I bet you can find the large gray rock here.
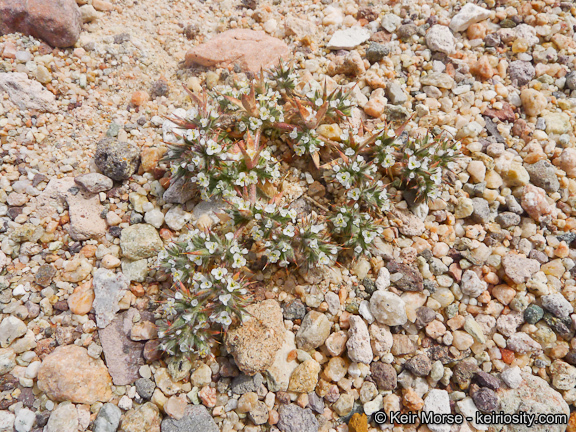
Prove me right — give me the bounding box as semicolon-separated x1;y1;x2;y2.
494;372;569;432
161;405;218;432
94;138;140;181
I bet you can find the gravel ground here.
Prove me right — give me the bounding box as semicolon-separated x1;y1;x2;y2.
2;0;576;431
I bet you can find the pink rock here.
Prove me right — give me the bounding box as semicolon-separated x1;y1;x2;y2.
1;41;16;59
185;29;290;73
521;184;556;222
0;0;82;48
556;148;576;178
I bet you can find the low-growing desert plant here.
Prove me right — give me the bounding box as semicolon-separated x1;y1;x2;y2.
156;61;461;359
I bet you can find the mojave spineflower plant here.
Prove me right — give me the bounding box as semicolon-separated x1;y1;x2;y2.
156;60;461;359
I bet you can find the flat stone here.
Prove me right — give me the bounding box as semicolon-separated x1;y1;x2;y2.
99;309;145;385
496;372;569;432
277;404;319;432
0;72;56;112
502;254;540;284
185;29;290;73
119;402;161;432
226;300;286;375
295;311;331;351
92;268;129;328
161;405;218;432
327;27;371;50
67;189;107;241
75;173;114;193
37;345;112;404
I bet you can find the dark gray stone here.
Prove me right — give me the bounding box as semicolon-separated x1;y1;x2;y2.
474;371;501;390
94;138;140;181
282;299;306;321
231;373;263;395
496;212;521;228
366;42;389;63
386;261;423;292
525;160;559;193
135;378;155;399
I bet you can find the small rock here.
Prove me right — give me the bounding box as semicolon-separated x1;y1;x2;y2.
288;359;320;393
449;3;491;32
370;291;407;326
46;402;78;432
405;354;432;377
371;362;397;390
277;405;319;432
135;378;155;399
93;403;122;432
185;29;289;73
460;270;487;298
425;25;455;54
500;366;522;389
120;224;163;260
296;311;331;351
557;148;576;178
75;173;113;193
226;300;286;375
327;27;371;50
365;42;388;63
506;332;542;354
542;294;573;319
346;316;373;364
509;61;535;87
0;72;56;112
520;88;547;117
119;402;161;432
385;82;407;105
0;316;27;347
502;254;540;284
423;389;451;432
94;138;140;181
37;345;112;404
472;387;498;412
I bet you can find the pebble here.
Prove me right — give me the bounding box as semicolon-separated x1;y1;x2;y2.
423;389;451;432
75;173;114;193
327;27;371;50
369;291;407;326
346;316;373;364
93;403;122;432
296;311;331;351
425;25;455;54
500;366;522;389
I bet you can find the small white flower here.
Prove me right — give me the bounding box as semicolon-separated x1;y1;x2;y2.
219;294;232;305
347;188;361;201
283;225;295;238
205;242;217;254
232;253;246;268
407;156;421;170
211;267;228;280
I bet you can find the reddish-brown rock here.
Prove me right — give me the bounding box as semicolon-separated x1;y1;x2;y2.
0;0;82;48
185;29;290;73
